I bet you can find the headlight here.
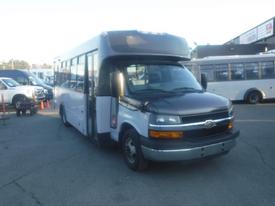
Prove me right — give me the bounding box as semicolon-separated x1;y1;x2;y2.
43;89;48;94
151;115;181;125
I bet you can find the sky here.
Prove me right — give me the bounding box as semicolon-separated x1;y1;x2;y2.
0;0;274;64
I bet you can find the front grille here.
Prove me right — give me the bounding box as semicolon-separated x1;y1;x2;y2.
181;110;229;124
181;110;231;141
184;124;229;139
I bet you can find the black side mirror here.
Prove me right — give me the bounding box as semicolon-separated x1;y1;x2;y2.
110;71;124;97
201;73;208;90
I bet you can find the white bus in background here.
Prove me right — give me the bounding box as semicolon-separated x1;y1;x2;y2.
184;54;275;103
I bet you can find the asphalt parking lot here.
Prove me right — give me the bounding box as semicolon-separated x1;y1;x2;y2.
0;104;275;206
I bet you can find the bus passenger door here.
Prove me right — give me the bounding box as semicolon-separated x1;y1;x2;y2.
87;52;98;137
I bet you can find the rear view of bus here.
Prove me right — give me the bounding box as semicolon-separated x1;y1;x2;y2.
54;30;239;171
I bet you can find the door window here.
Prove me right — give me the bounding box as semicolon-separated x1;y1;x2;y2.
0;81;7;90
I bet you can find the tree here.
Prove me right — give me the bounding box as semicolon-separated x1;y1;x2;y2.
0;59;30;69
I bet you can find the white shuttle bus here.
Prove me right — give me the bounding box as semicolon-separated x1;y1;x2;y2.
184;54;275;103
54;31;239;170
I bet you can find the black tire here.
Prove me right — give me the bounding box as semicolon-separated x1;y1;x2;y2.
60;106;71;127
12;95;25;109
247;91;262;104
22;109;26;116
122;128;148;171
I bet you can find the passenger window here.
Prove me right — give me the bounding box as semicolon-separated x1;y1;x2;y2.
87;52;99;96
0;81;6;90
200;65;215;82
76;55;85;92
231;63;244;80
245;63;259;80
58;61;71;87
261;61;275;79
54;62;60;86
215;64;229;81
70;58;77;89
93;53;99;88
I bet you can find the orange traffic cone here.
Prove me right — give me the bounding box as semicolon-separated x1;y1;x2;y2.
40;101;44;110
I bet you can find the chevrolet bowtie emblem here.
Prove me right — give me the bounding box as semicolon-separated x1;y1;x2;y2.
204;120;216;129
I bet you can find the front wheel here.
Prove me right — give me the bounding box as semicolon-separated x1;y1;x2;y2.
122;129;148;171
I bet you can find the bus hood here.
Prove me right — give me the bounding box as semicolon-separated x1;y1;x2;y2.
145;92;231;115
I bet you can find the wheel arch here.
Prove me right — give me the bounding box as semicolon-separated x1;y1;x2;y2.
12;94;27;105
118;122;138;146
244;88;265;101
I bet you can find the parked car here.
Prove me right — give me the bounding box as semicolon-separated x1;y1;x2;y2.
0;77;45;107
0;69;53;100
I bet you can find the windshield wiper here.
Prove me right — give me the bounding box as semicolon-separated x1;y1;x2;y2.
172;87;201;92
134;88;170;93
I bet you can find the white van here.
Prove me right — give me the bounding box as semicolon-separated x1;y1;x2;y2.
0;77;45;107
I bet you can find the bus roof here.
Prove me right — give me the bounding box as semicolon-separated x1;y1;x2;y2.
190;53;275;64
55;30;190;62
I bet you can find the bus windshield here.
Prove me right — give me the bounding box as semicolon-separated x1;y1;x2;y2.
124;64;202;94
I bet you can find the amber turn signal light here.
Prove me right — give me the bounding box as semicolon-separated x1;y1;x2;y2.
228;121;233;129
149;130;183;139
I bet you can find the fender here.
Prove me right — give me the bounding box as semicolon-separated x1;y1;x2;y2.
116;104;149;142
118;120;144;141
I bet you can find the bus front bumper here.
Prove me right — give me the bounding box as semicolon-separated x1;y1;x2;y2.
141;130;239;162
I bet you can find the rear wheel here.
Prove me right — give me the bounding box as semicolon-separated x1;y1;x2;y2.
247;91;262;104
122;128;148;171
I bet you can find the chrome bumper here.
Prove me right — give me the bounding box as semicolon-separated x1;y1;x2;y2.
141;139;236;161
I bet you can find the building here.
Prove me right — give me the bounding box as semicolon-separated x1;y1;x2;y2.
192;17;275;58
225;17;275;45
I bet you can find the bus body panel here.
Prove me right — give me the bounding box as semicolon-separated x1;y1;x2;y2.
55;87;87;135
96;96;111;134
68;90;87;135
